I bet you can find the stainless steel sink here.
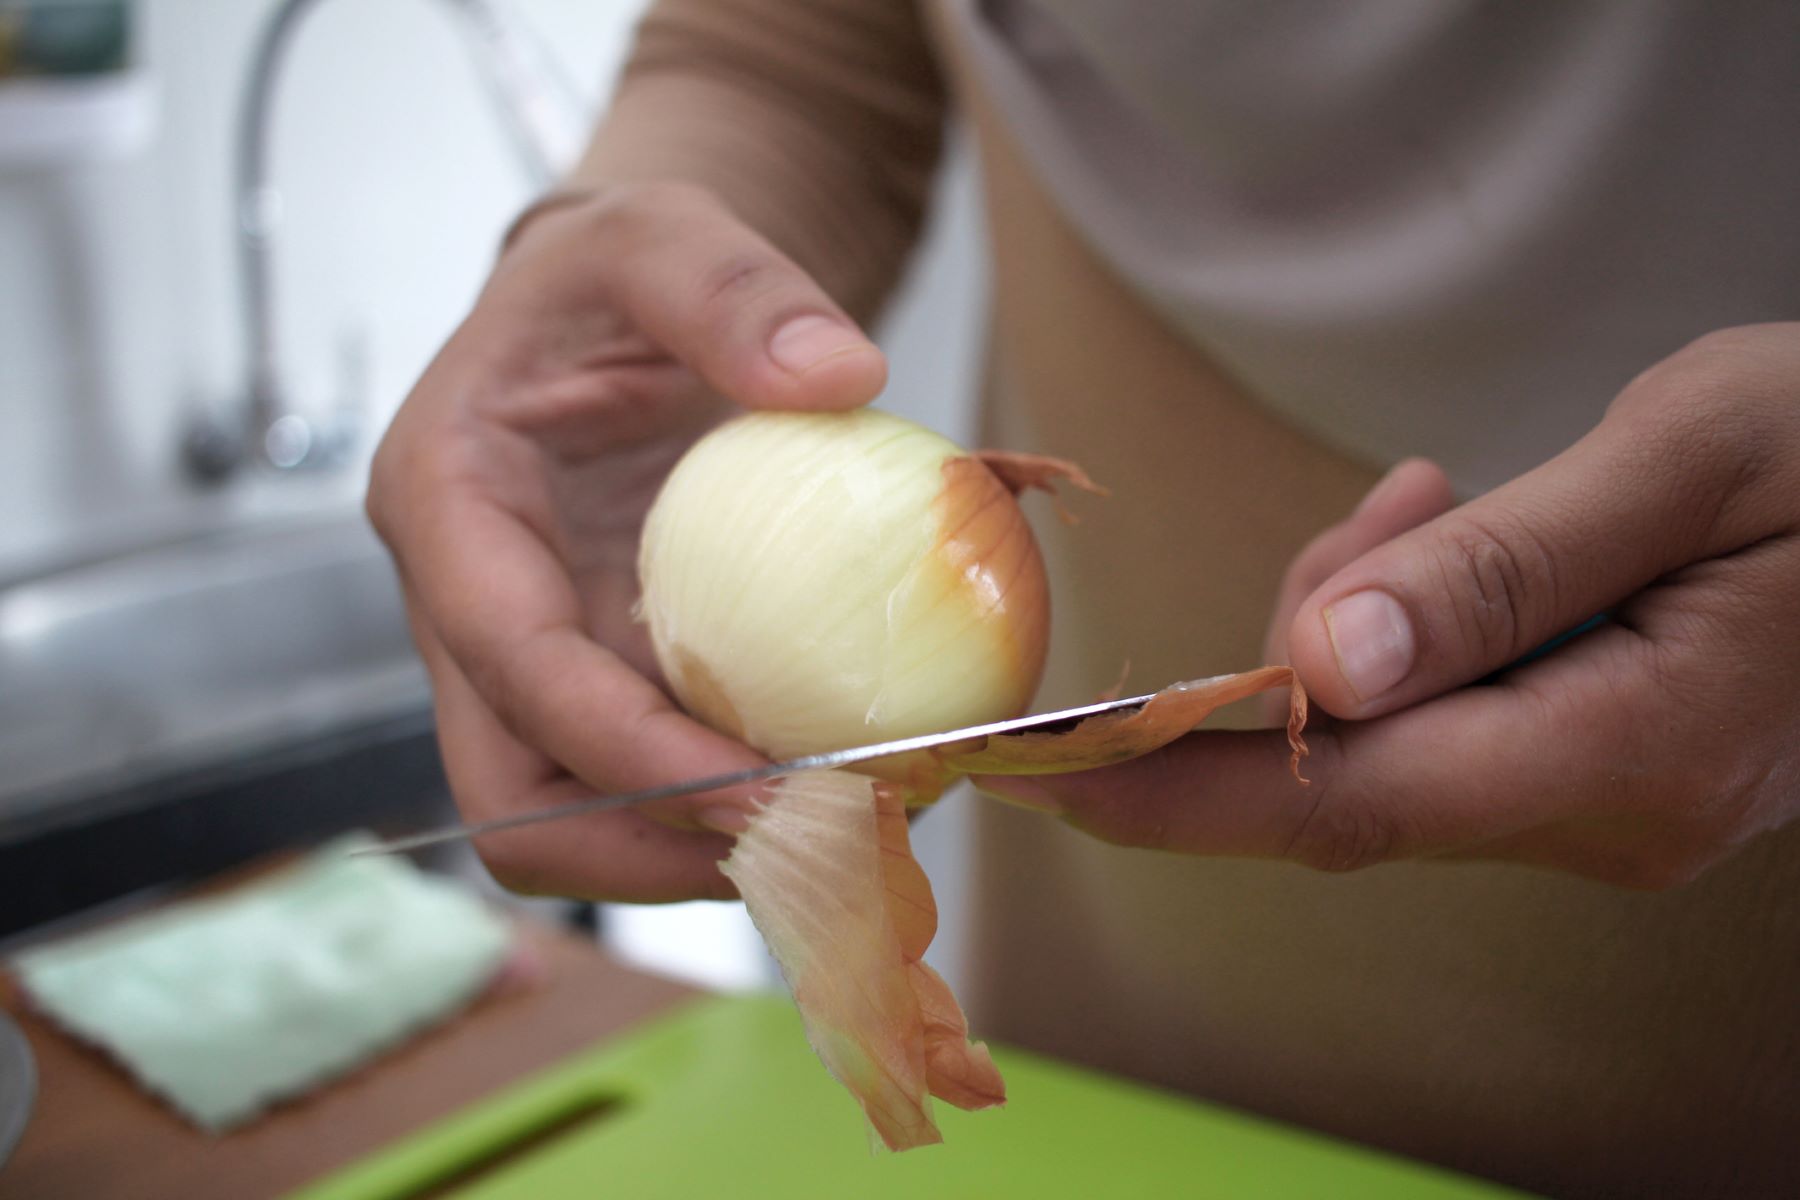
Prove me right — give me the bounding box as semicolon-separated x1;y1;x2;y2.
0;510;431;833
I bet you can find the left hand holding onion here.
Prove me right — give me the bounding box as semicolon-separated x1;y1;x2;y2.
367;183;889;902
977;324;1800;889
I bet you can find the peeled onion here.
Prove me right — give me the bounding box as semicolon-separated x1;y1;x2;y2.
638;408;1052;790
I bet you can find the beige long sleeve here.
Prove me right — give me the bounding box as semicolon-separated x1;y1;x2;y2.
574;0;948;324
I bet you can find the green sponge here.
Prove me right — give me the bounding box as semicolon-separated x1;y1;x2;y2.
10;837;509;1132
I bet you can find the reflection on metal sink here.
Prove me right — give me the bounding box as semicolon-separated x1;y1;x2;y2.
0;511;430;831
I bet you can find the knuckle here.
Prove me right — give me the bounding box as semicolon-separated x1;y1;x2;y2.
363;427;410;547
1284;745;1402;873
1615;327;1748;412
473;838;546;896
1671;325;1762;369
481;671;528;743
363;470;392;546
462;632;548;744
1432;513;1554;664
1647;382;1763;478
1289;799;1400;873
695;250;796;318
1611;328;1795;514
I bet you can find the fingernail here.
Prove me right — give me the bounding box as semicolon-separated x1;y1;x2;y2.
698;804;752;835
973;776;1062;815
768;315;866;375
1324;590;1415;701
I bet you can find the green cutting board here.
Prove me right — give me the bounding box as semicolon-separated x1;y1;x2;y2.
292;993;1526;1200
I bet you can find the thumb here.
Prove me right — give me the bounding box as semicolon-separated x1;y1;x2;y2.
532;183;887;412
1283;415;1721;719
1256;458;1453;725
1263;459;1456;666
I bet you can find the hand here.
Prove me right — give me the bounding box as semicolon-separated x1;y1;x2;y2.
368;183;885;901
977;324;1800;888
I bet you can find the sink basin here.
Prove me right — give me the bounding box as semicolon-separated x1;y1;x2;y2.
0;510;448;939
0;511;429;828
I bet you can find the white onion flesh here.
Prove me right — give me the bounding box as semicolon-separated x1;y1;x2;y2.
637;409;1049;787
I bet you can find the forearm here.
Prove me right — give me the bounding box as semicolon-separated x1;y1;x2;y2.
573;0;947;323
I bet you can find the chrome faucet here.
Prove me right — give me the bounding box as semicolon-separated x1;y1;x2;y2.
183;0;586;483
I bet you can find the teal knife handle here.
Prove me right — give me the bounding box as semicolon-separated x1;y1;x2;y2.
1476;613;1610;685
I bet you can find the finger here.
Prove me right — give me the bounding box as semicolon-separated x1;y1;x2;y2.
978;619;1656;871
1262;459;1456;666
1283;393;1779;719
1259;460;1454;724
538;184;887;413
415;616;741;902
399;489;770;834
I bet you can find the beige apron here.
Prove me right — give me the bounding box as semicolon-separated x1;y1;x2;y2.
934;11;1800;1197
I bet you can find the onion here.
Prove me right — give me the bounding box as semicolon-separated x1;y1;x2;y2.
637;408;1053;791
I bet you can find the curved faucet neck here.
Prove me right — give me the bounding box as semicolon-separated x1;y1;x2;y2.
197;0;584;482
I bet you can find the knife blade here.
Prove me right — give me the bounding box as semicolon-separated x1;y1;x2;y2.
355;691;1159;857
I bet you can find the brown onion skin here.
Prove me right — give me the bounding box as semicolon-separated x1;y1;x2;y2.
934;456;1051;717
854;456;1051;800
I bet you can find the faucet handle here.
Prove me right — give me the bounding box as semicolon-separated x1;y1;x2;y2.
281;325;371;470
180;326;373;483
180;400;248;486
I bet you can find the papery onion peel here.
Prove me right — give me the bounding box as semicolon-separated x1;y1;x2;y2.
720;771;1004;1151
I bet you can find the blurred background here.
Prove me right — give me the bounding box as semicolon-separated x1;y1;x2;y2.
0;0;986;991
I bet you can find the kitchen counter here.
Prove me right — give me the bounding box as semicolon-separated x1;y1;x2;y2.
0;914;693;1199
